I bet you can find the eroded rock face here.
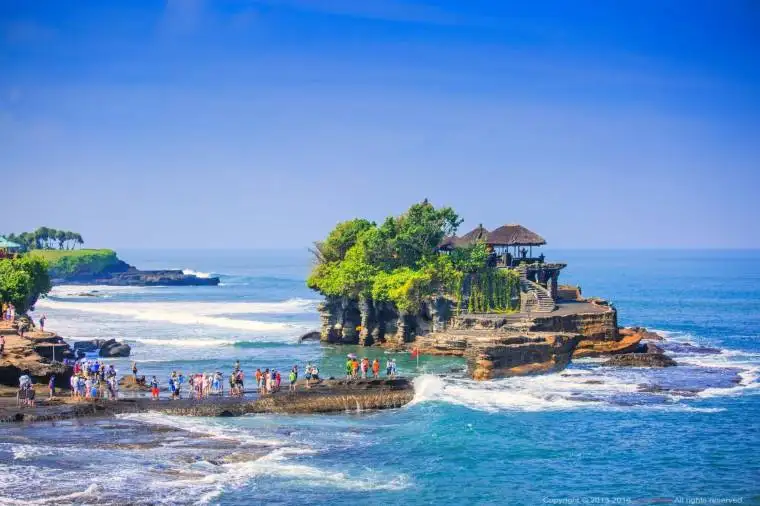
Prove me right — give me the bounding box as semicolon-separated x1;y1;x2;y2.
468;333;581;380
317;295;453;348
0;329;73;388
572;326;669;359
603;353;677;368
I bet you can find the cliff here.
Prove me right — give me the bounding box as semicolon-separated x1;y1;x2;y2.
30;249;220;286
0;322;73;389
317;292;635;380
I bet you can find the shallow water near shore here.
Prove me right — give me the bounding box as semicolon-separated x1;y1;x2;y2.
3;249;759;504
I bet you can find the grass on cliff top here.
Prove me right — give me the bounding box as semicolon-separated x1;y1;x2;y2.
28;249;117;262
27;249;120;276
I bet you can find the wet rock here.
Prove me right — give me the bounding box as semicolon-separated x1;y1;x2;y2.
636;342;664;354
661;342;721;355
73;339;131;357
637;384;701;397
603;353;677;368
119;375;150;391
298;331;321;343
99;339;131;357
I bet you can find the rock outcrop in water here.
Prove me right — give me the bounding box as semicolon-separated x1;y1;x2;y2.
73;339;131;357
603;353;677;368
57;266;219;286
46;249;219;286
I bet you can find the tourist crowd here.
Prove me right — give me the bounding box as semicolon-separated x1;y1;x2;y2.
345;357;397;379
70;359;119;400
16;355;402;407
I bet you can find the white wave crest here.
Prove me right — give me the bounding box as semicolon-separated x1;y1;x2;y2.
410;374;617;412
182;268;212;279
128;337;282;347
47;284;157;298
35;298;317;332
117;412;410;504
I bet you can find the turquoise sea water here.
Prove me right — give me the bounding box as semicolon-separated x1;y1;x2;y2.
2;249;759;505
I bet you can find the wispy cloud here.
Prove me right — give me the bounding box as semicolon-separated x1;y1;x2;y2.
252;0;459;25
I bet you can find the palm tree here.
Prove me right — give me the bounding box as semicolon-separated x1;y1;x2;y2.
56;230;67;250
75;233;84;249
33;227;49;249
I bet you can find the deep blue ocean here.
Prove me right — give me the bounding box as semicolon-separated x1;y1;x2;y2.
2;249;758;505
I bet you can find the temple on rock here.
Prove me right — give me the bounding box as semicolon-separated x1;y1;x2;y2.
438;223;566;313
312;212;644;381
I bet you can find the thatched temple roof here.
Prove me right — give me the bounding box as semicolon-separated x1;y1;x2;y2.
457;224;490;245
487;224;546;246
438;223;546;250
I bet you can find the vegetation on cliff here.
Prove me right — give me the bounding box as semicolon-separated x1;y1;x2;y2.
0;255;52;313
307;201;519;314
4;227;84;251
28;249;121;278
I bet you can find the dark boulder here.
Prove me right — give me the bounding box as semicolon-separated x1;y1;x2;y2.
603;353;677;368
635;342;664;354
73;339;131;357
73;340;99;352
99;339;131;357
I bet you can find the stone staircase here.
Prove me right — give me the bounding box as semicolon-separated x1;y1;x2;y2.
516;265;555;313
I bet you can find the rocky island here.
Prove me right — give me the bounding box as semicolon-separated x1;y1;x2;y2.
308;201;675;380
32;249;220;286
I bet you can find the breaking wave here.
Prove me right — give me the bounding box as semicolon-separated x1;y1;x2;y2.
182;268;212;279
410;331;759;412
35;298;317;332
129;337;299;347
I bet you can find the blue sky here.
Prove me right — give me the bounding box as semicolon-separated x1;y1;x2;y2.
2;1;759;249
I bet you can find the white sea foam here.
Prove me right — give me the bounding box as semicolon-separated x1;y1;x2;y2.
118;412;289;447
47;284;157;298
182;268;212;278
116;412;409;504
411;331;760;412
128;337;293;347
410;374;615;412
35;298;317;332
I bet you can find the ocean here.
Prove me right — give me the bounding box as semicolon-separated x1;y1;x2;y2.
2;249;758;505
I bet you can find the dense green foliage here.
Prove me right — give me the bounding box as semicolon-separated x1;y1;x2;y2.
29;249;120;277
0;256;52;313
307;201;519;314
465;269;520;313
5;227;84;251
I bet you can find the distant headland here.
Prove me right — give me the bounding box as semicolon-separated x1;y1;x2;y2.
1;227;219;287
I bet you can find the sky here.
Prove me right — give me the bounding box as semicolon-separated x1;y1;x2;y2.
2;0;759;249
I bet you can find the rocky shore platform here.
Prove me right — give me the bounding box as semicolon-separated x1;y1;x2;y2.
0;378;414;424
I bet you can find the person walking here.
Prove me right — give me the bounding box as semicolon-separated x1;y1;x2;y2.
39;314;47;332
150;376;159;400
132;362;138;379
289;367;297;392
0;334;5;356
48;375;56;399
372;358;380;378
